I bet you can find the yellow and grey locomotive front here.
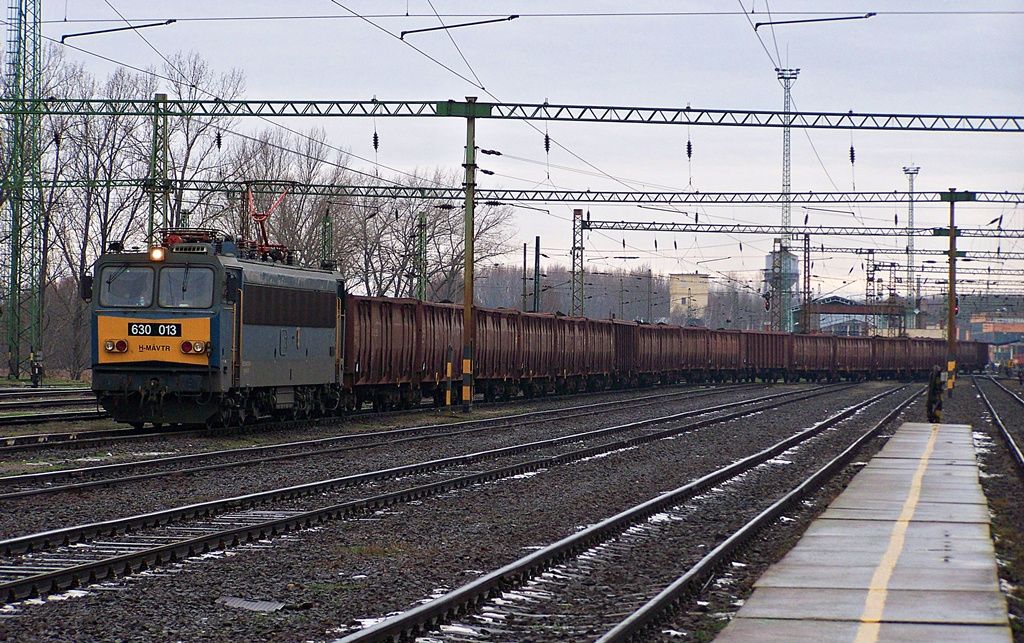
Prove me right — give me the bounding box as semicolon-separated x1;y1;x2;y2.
89;240;231;427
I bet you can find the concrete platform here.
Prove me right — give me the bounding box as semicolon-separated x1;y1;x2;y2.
715;422;1011;643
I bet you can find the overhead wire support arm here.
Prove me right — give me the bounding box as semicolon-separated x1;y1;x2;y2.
755;13;874;31
60;19;175;43
400;15;518;40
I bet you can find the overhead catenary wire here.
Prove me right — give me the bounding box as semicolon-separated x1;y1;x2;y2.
37;5;1016;301
41;10;1024;27
24;22;447;190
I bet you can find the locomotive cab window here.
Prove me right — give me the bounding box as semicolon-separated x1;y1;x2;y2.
158;266;215;308
98;266;154;307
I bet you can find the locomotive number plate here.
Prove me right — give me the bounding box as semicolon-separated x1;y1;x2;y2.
128;322;181;337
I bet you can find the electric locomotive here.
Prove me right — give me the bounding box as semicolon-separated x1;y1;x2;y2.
84;229;343;428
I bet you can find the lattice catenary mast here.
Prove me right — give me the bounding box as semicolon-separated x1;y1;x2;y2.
2;0;43;380
903;164;920;329
776;68;799;331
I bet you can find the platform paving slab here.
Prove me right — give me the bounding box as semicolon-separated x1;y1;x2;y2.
715;618;1010;643
714;423;1011;642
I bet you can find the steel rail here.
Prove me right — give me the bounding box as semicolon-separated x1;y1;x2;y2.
0;381;741;455
0;397;95;412
0;409;105;428
0;387;90;399
0;385;842;602
595;387;920;643
0;385;824;556
973;376;1024;478
334;385;906;643
0;384;762;498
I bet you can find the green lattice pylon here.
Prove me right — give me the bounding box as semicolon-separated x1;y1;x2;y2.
3;0;43;379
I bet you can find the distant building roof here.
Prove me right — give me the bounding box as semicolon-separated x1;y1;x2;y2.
818;295;858;306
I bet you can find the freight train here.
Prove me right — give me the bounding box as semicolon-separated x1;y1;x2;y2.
84;228;988;429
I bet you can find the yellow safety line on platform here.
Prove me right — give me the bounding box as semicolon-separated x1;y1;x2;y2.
853;423;939;643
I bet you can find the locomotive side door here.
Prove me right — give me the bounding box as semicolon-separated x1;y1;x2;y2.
225;269;242;387
336;283;346;384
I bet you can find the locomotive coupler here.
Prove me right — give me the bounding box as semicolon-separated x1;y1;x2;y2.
137;378;168;416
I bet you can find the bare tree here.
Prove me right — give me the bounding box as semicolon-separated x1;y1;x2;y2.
45;64;157;377
702;278;768;330
209;126;352;268
161;51;245;228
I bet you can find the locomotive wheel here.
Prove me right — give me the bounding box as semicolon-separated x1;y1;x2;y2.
205;411;227;430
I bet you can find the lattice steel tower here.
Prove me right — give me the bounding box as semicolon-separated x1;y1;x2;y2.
903;165;920;330
571;208;584;316
2;0;43;379
774;68;799;331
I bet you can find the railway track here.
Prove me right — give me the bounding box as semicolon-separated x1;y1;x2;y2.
0;382;858;604
335;385;916;642
974;375;1024;477
0;383;772;497
0;381;747;454
0;388;105;431
0;387;90;400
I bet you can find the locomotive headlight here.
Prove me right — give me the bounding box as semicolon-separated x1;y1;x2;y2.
104;339;115;352
106;339;129;353
181;340;207;354
149;246;166;262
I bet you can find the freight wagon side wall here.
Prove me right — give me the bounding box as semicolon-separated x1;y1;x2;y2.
476;308;519;382
834;336;873;372
744;331;788;377
709;329;744;374
680;326;710;378
555;317;587;379
790;334;834;376
344;296;418;387
416;302;463;387
584;319;616;376
522;313;557;381
613;320;639;381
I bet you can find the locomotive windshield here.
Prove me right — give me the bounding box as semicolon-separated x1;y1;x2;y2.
158;266;215;308
98;265;154;307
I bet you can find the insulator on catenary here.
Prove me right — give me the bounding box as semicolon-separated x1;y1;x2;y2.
849;144;855;165
544;132;551;154
686;139;692;160
373;131;379;152
215;131;222;150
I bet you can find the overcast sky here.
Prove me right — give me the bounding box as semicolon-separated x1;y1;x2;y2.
43;1;1024;300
